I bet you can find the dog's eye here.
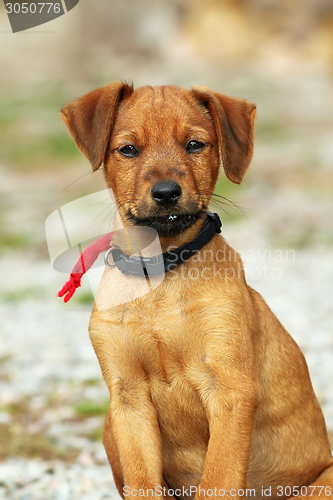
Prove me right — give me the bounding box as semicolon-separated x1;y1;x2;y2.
185;140;205;154
118;144;140;158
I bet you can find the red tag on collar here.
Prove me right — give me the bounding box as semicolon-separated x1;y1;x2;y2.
58;232;113;302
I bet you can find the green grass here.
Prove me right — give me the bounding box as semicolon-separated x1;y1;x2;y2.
87;427;104;442
0;231;32;250
0;399;79;462
0;394;108;460
47;133;80;159
73;398;109;417
0;422;79;462
272;227;333;250
0;287;41;302
0;204;39;254
0;85;81;171
0;354;12;365
83;377;102;386
255;118;290;144
72;289;95;305
1;132;79;169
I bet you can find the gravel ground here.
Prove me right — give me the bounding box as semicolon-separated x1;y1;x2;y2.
0;169;332;499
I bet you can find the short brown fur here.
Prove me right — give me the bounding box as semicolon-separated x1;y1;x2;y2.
62;83;333;500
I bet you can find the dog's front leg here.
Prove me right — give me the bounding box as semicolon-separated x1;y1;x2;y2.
196;372;258;500
90;312;173;500
107;374;172;500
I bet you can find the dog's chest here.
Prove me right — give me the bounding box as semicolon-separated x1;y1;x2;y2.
121;293;209;443
95;265;203;359
92;267;207;393
121;287;194;377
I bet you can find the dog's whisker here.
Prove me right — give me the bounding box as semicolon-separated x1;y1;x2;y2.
85;203;118;236
212;194;248;215
61;170;96;192
210;198;241;214
91;197;117;207
209;200;232;217
196;191;249;219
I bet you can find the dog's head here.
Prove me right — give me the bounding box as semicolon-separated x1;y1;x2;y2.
61;83;255;238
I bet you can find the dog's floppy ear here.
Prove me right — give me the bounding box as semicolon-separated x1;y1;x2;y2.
61;82;133;171
191;86;256;184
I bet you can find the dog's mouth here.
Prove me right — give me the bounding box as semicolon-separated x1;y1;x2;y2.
127;211;204;237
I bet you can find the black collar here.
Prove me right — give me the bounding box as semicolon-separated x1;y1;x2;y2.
105;212;222;278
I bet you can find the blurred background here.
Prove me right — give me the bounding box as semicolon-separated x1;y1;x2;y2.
0;0;332;497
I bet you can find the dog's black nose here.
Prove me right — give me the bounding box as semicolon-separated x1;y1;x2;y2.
151;181;182;207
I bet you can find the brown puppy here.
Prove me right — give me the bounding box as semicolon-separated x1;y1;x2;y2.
61;83;333;500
